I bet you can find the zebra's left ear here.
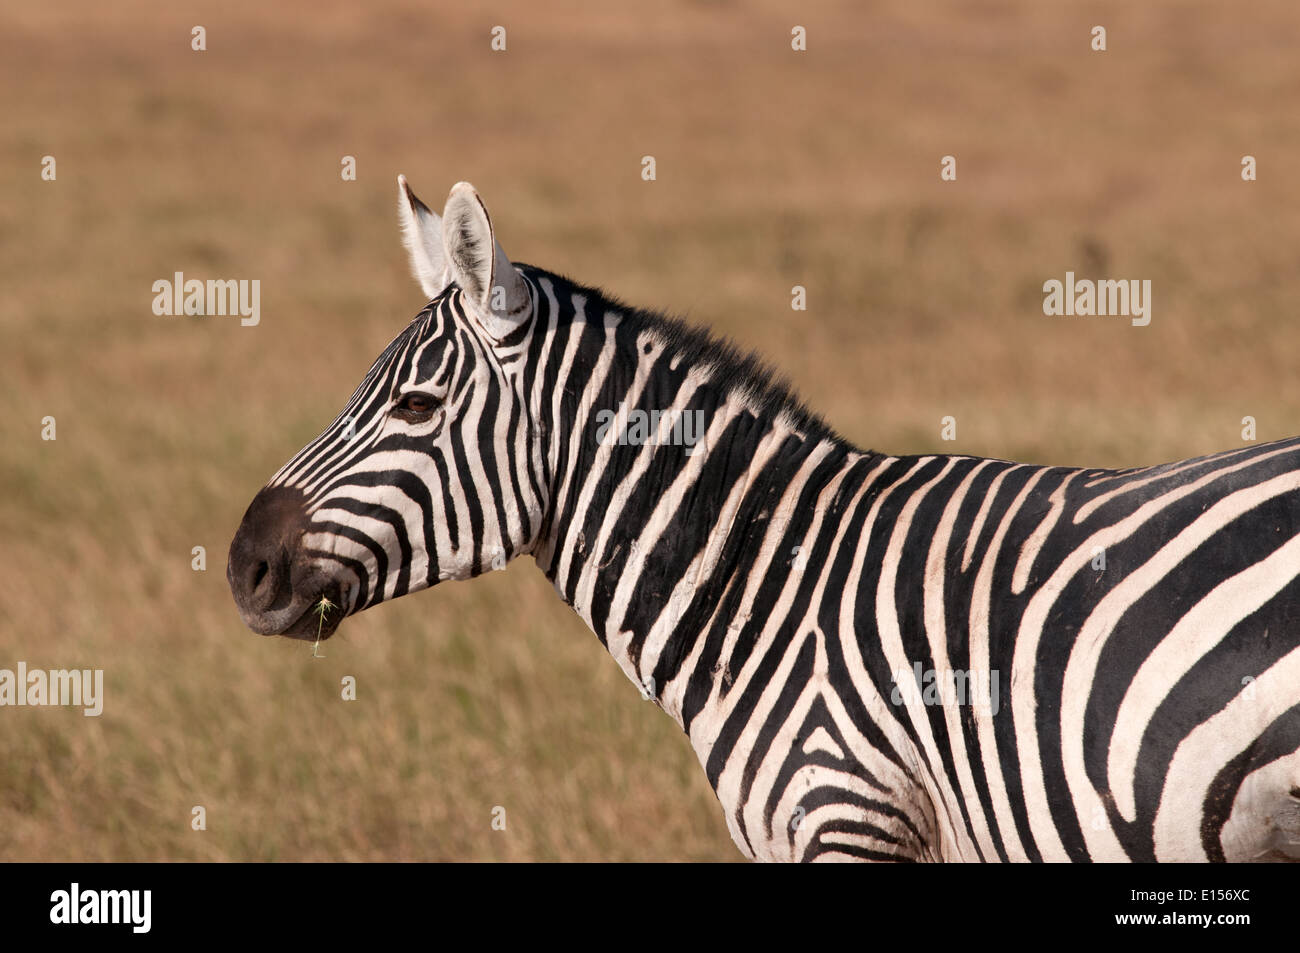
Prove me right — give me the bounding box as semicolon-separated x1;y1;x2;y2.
441;182;531;341
397;175;449;299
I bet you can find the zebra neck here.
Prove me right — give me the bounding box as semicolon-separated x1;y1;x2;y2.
532;377;860;734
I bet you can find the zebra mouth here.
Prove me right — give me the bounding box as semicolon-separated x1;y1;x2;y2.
275;584;346;642
228;483;353;642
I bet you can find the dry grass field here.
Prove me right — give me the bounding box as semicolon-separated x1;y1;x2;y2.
2;0;1299;861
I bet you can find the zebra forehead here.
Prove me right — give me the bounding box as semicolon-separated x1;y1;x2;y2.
362;301;453;383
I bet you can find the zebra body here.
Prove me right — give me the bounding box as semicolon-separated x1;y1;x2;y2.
228;179;1300;862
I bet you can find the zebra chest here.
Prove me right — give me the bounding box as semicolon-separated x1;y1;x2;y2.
678;646;952;862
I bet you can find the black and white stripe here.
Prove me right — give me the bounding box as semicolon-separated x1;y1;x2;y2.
229;179;1300;862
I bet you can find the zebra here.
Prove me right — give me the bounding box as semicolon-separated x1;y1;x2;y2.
228;177;1300;862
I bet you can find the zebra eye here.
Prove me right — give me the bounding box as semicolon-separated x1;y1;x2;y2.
393;391;438;421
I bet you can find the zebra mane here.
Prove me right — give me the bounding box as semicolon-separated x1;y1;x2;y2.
519;264;842;444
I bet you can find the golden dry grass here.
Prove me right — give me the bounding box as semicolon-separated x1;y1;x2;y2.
2;0;1299;860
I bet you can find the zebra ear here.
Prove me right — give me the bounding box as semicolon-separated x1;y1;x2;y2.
397;175;449;299
441;182;531;340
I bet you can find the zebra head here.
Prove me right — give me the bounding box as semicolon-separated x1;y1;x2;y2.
228;178;542;641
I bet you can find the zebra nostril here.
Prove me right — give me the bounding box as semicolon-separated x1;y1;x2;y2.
246;556;274;612
247;545;295;614
229;484;312;621
235;541;286;614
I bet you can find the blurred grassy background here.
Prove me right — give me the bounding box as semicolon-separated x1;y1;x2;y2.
1;0;1298;860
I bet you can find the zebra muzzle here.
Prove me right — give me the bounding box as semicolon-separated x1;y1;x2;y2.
228;485;344;640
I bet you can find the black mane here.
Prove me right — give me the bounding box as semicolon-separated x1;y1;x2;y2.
520;263;843;445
